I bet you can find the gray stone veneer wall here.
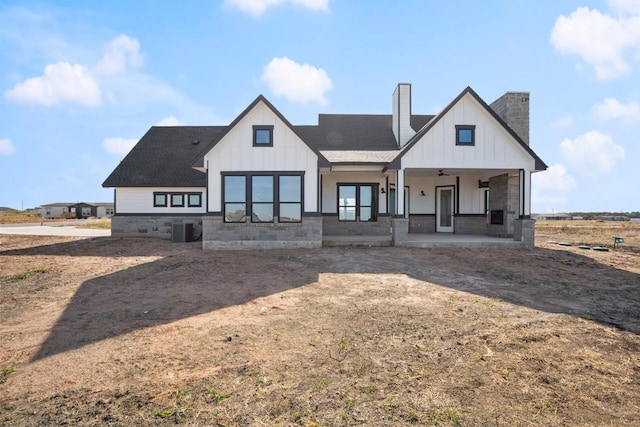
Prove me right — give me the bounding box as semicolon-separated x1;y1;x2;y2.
490;92;530;145
409;215;435;233
111;215;203;239
488;174;519;237
454;215;489;235
322;215;392;236
202;216;322;250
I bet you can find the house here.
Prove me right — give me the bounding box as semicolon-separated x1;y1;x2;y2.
532;213;571;221
103;84;547;249
40;202;114;219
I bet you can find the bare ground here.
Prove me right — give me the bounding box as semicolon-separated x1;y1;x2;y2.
0;228;639;426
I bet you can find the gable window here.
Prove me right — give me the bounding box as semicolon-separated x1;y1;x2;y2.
456;125;475;146
188;193;202;207
223;173;303;223
171;194;184;207
154;193;167;207
253;125;274;147
338;183;378;222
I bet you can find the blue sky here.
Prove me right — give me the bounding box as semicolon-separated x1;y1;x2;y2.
1;0;638;213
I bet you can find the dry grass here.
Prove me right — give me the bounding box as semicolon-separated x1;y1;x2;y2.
536;220;640;252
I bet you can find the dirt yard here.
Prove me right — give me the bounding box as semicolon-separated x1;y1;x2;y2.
0;222;639;426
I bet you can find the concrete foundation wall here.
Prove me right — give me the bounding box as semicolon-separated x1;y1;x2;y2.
409;215;435;233
322;216;391;236
455;215;489;235
111;215;203;239
202;216;322;250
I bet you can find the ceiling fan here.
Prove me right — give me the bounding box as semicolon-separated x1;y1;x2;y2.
438;169;450;176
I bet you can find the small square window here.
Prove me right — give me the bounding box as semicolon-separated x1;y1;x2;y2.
171;194;184;207
253;126;274;147
456;125;475;146
188;193;202;207
154;193;167;207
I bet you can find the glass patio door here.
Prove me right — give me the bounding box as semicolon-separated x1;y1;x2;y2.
436;186;454;232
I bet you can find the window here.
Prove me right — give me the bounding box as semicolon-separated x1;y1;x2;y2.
279;175;302;222
253;125;274;147
223;173;303;223
154;193;167;207
224;176;247;222
456;125;475;146
82;207;92;217
252;176;274;222
171;194;184;207
106;208;114;215
188;193;202;207
338;184;377;222
484;189;490;215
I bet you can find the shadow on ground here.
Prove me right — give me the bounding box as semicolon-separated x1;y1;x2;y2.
5;238;636;361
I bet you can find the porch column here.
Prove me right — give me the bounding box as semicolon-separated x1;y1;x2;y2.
396;169;405;217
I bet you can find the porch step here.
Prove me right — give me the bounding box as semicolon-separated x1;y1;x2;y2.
322;235;392;247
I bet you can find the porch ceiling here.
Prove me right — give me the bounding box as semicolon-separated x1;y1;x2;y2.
403;168;515;179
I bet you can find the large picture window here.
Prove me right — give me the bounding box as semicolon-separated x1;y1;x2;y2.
224;176;247;222
223;173;303;223
279;175;302;222
252;176;274;222
338;183;377;221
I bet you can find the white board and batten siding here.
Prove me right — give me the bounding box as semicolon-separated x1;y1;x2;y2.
405;175;488;214
205;100;319;213
115;187;206;214
401;92;536;171
321;172;388;214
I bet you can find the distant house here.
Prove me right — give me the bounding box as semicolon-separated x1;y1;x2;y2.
40;202;114;219
533;213;571;221
103;84;547;249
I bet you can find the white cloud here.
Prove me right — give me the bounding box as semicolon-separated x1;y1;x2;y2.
532;163;577;212
4;34;143;107
592;98;640;123
261;56;332;104
550;6;640;79
0;139;16;156
225;0;329;16
155;116;183;126
102;137;137;155
551;115;573;128
560;130;625;176
608;0;640;16
4;62;101;106
95;34;143;76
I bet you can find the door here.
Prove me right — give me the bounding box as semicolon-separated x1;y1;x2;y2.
436;186;454;232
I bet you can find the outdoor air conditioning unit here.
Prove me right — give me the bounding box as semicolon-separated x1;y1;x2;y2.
171;223;194;243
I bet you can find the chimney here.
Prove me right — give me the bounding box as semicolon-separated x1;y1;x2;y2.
392;83;416;147
490;92;530;145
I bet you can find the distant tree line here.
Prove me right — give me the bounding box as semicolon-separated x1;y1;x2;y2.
569;212;640;219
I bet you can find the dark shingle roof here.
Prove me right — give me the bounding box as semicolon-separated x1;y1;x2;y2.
295;114;434;151
102;126;226;187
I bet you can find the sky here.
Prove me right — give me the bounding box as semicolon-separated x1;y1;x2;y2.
0;0;639;213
